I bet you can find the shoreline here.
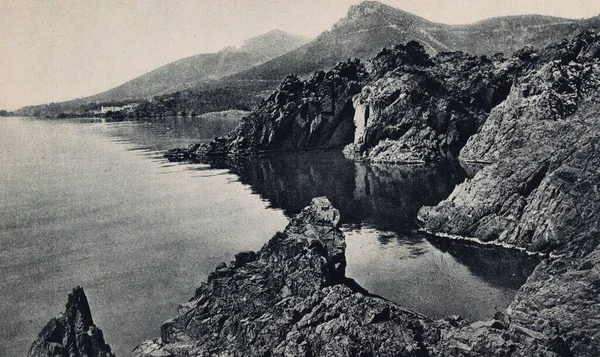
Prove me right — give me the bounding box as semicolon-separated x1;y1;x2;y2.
30;198;576;357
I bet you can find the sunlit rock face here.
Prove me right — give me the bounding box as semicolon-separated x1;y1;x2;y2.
418;32;600;356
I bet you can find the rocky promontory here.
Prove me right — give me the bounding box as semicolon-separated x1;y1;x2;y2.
28;286;115;357
33;199;583;356
164;40;536;164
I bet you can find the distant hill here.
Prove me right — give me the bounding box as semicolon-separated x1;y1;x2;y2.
232;1;600;81
15;30;307;117
17;1;600;117
84;29;308;102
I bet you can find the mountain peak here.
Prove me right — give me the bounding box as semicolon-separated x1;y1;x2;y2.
350;1;396;13
238;30;309;58
334;1;430;32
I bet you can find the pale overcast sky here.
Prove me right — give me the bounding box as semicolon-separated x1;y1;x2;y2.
1;0;600;110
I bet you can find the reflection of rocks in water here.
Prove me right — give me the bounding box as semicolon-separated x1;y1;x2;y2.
216;150;464;231
426;234;542;291
223;150;357;217
353;163;464;231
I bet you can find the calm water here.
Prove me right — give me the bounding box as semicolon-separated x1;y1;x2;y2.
0;117;539;357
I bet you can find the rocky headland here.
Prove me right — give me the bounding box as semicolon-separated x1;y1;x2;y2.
164;38;542;163
30;198;576;356
31;31;600;357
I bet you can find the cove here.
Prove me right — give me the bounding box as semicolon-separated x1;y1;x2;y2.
0;117;539;357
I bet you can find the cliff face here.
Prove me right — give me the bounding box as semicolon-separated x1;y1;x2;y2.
28;287;115;357
417;32;600;355
344;43;515;163
419;32;600;252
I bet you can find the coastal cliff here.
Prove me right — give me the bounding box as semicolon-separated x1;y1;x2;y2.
419;32;600;251
418;32;600;355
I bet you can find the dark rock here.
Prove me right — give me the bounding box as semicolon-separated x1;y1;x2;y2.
179;60;367;159
131;198;565;357
28;286;115;357
234;251;258;267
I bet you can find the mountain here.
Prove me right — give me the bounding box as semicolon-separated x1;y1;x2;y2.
16;1;600;117
232;1;600;81
84;29;308;103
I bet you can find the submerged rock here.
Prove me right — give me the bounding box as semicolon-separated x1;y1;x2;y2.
28;286;115;357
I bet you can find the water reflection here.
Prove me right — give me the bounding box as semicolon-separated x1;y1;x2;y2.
199;150;541;320
216;150;464;232
426;234;540;291
66;118;540;322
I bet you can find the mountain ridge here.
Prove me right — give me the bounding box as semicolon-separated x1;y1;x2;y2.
31;29;308;109
16;1;600;117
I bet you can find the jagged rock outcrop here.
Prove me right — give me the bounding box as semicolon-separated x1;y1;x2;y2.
166;39;532;163
28;286;115;357
418;31;600;355
176;60;366;158
130;198;569;357
166;41;501;162
131;197;437;356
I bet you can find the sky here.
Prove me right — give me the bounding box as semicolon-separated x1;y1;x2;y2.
1;0;600;110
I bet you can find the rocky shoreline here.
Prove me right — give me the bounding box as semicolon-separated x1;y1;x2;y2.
29;32;600;357
31;198;576;356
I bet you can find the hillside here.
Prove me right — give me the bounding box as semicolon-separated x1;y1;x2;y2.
17;1;600;118
15;30;307;117
231;1;599;81
84;29;308;103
